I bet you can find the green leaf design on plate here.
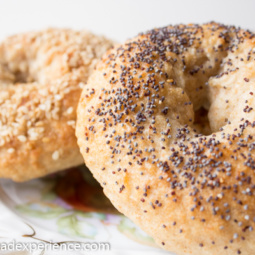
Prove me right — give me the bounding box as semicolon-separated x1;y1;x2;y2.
90;212;107;220
16;203;66;219
42;190;57;201
72;211;93;219
118;217;155;246
57;213;97;239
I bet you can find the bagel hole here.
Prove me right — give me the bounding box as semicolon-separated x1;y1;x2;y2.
193;107;212;135
13;70;35;84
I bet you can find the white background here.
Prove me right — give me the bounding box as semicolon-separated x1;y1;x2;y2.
0;0;254;42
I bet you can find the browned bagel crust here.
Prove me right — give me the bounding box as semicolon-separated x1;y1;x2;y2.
0;29;114;181
76;22;255;254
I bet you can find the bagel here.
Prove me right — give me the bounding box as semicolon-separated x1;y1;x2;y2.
76;22;255;255
0;29;113;181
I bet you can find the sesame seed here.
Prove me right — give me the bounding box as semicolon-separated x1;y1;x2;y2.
7;148;15;154
52;150;60;160
17;135;27;142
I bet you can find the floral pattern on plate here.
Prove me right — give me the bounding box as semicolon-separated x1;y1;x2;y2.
0;166;170;254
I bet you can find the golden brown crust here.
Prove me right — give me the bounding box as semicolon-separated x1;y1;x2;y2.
0;28;114;181
76;22;255;254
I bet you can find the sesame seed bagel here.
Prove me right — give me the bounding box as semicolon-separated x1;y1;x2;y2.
77;22;255;254
0;29;113;181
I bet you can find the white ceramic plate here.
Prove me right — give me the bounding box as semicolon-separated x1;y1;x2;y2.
0;166;171;255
